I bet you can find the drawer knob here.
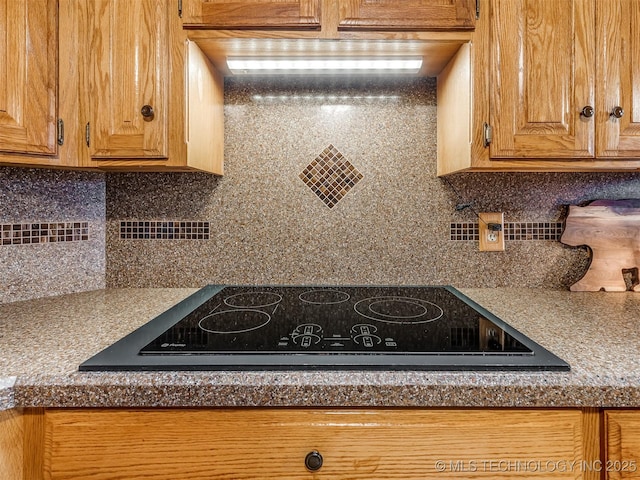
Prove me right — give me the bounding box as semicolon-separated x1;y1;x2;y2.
580;105;594;118
611;106;624;118
141;105;155;120
304;450;323;471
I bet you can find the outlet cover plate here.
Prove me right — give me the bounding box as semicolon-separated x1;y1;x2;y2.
479;212;505;251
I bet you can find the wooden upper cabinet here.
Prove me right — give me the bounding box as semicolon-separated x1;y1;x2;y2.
0;0;57;156
338;0;476;31
596;0;640;158
87;0;168;159
182;0;321;29
489;0;595;159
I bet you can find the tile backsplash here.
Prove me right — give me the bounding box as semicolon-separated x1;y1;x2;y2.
2;77;639;302
105;77;640;290
0;167;105;303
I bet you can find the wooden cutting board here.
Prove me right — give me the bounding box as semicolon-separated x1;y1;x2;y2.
561;199;640;292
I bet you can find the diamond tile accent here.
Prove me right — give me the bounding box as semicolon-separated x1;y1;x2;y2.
300;144;363;209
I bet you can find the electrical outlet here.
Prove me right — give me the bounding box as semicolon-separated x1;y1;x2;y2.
479;212;505;252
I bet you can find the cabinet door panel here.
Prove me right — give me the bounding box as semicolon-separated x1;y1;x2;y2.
339;0;475;30
605;411;640;480
597;0;640;158
490;0;595;158
0;0;56;155
88;0;168;159
182;0;321;29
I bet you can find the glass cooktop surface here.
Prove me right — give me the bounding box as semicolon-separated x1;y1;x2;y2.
79;285;570;371
140;285;530;355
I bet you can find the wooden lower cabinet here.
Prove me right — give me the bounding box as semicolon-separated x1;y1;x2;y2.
7;407;599;479
605;410;640;479
0;409;24;478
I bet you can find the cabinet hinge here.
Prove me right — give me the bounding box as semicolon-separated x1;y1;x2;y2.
178;0;182;17
476;0;480;19
85;122;90;147
483;122;492;147
57;119;64;146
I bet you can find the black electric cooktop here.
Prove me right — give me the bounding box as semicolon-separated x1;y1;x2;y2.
79;285;570;371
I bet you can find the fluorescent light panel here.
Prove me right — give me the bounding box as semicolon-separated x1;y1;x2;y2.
227;57;423;75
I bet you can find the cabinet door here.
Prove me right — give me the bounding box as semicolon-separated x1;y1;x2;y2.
605;411;640;480
338;0;475;30
182;0;321;29
87;0;168;159
596;0;640;158
0;0;57;155
490;0;595;158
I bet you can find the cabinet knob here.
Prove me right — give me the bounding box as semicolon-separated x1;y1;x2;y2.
141;105;155;120
610;106;624;119
304;450;323;471
580;105;594;118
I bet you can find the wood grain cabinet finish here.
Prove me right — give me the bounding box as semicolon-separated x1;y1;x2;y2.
490;0;640;162
489;0;595;159
596;0;640;158
36;408;600;480
86;0;169;159
490;0;640;158
84;0;224;173
0;0;57;157
338;0;476;31
0;409;24;479
182;0;321;29
438;0;640;173
0;0;86;168
605;411;640;480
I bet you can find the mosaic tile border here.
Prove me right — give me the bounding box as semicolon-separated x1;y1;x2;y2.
450;222;563;241
1;222;89;246
505;222;564;241
120;221;210;240
450;222;480;241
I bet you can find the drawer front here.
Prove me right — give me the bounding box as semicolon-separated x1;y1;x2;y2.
45;408;593;479
338;0;476;30
182;0;321;29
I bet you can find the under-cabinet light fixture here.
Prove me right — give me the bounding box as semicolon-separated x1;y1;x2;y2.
226;57;423;75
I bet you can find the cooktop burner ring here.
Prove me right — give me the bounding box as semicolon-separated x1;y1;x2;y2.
223;291;283;309
368;299;428;319
354;296;444;325
198;309;271;334
299;289;351;305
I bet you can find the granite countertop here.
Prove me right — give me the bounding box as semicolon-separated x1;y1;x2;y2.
1;287;639;411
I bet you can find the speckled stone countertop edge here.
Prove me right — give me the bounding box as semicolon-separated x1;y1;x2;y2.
12;383;640;409
9;370;640;409
0;376;16;410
